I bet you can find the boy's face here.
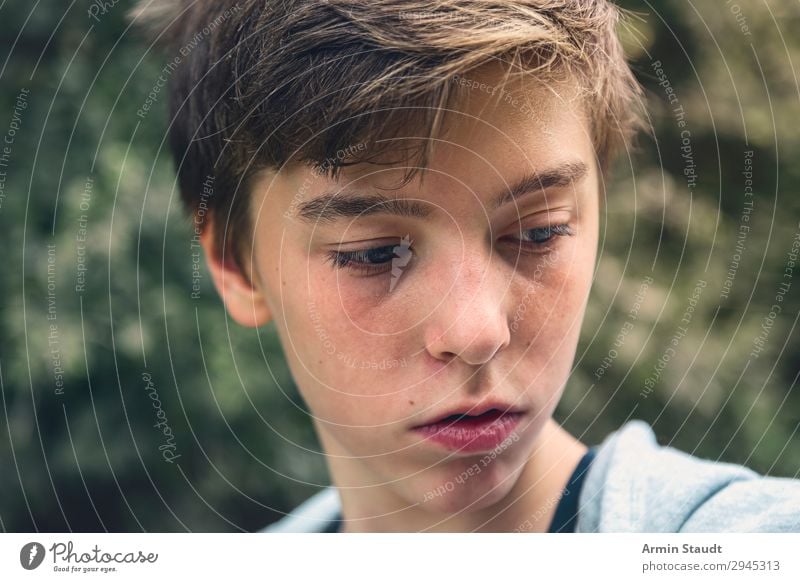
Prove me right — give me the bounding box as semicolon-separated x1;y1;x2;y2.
204;66;600;517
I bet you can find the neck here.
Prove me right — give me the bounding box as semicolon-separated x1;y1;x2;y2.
323;418;588;532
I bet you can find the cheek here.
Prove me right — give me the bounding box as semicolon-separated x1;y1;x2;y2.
509;246;593;366
273;267;412;422
300;262;423;378
325;270;421;336
312;270;411;364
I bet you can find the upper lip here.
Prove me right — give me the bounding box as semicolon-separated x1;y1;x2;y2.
412;400;527;428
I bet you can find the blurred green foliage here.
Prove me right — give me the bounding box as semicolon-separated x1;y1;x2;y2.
0;0;798;531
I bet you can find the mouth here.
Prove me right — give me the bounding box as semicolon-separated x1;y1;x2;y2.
411;405;526;454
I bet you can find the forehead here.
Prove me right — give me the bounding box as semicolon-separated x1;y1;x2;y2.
256;66;595;219
354;66;590;181
446;64;587;144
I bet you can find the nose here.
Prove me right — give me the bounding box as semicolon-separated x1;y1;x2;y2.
422;248;511;367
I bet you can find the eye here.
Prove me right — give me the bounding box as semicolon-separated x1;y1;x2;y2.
508;223;574;251
326;237;413;275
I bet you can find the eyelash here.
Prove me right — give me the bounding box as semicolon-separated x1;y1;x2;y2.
325;224;574;275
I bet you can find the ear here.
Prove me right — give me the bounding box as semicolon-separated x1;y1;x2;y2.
198;214;272;328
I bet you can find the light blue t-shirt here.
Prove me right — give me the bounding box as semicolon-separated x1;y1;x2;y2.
262;420;800;532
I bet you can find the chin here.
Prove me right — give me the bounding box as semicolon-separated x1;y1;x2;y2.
414;460;522;516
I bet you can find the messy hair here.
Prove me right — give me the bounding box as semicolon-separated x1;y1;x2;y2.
130;0;645;282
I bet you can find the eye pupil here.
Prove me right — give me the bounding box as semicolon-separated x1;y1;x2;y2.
528;226;552;243
522;226;557;244
358;246;394;264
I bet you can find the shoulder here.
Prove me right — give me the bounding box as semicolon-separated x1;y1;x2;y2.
259;487;341;533
576;420;800;532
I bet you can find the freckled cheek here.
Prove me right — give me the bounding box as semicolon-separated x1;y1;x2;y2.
510;259;589;356
286;350;409;435
282;272;412;398
320;275;420;340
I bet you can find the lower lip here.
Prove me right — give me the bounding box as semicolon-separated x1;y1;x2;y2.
412;410;524;454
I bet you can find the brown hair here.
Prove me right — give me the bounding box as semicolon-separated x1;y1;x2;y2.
130;0;645;282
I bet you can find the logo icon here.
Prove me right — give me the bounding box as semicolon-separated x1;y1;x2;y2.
20;542;45;570
389;234;413;292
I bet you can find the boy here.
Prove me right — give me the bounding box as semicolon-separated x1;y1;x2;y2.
133;0;800;532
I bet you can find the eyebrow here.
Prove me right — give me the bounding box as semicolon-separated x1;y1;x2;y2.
293;160;588;224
